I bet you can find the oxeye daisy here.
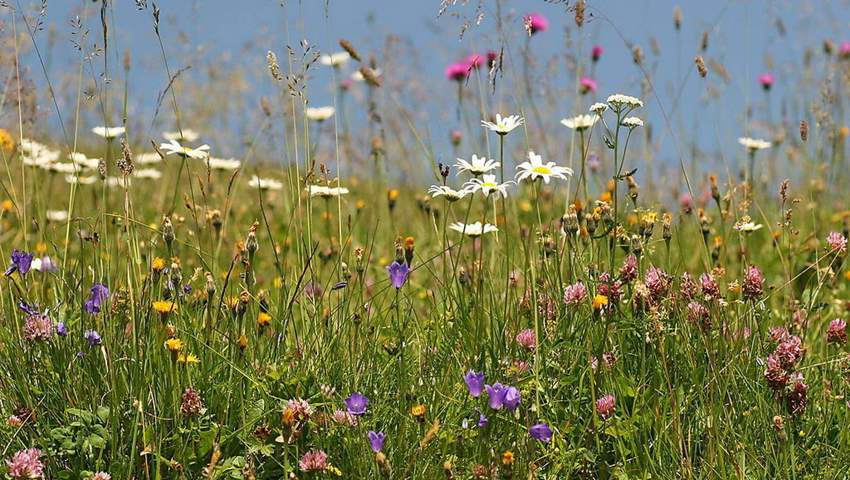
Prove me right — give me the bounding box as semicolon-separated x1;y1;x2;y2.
481;114;524;135
306;185;349;198
206;157;241;170
319;51;351;67
249;175;284;191
738;136;771;153
463;174;513;198
455;154;499;176
305;106;335;122
449;221;498;237
515;151;573;184
92;126;126;139
561;114;597;131
159;139;211;159
427;185;469;202
163;129;200;142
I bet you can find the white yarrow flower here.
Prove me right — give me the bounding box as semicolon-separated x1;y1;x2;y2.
46;210;69;222
132;168;163;179
606;94;643;109
136;152;163;164
589;102;609;115
481;114;524;135
515;151;573;184
621;116;644;128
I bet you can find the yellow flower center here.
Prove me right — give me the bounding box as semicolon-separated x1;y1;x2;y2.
532;166;552;175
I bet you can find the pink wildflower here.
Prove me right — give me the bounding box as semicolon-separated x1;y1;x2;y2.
299;449;329;472
515;329;537;351
595;394;616;420
758;73;774;90
579;76;597;94
523;13;549;35
6;448;44;479
445;62;471;82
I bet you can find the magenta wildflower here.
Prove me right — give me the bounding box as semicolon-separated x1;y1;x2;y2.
298;449;329;472
523;13;548;35
741;265;764;300
591;44;603;62
465;53;485;69
596;394;616;420
699;272;721;300
644;266;670;300
445;62;470;82
619;255;639;283
827;319;847;345
5;448;44;479
785;373;808;415
758;73;774;91
579;76;597;94
763;354;789;390
826;231;847;254
563;282;588;306
840;41;850;57
515;328;536;351
22;314;53;342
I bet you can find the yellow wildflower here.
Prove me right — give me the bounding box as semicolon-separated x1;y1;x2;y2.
164;338;184;353
592;294;609;310
258;312;272;327
153;300;177;315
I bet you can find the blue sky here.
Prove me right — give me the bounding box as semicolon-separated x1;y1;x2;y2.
13;0;850;179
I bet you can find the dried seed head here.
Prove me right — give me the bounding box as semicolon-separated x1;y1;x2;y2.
701;31;709;51
694;56;708;78
799;120;808;142
358;66;382;87
824;39;834;55
673;5;682;30
266;51;283;81
161;216;175;247
123;48;131;72
118;138;134;176
260;96;272;117
338;39;361;62
632;46;644;65
574;0;585;27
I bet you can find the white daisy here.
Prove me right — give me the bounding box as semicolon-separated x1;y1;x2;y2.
606;94;643;109
249;175;283;191
22;149;60;166
738;137;771;153
463;174;513;198
621;116;644;128
132;168;163;179
561;114;598;131
65;174;98;185
19;138;50;155
136;152;164;164
92;126;126;139
305;106;335;122
105;176;131;188
455;154;499;176
319;52;351;67
46;210;69;222
515;151;573;184
206;157;241;170
733;216;763;233
159;139;210;159
163;129;200;142
69;153;100;170
427;185;469;202
306;185;350;197
449;221;498;237
589;102;609;115
44;162;82;174
481;113;524;135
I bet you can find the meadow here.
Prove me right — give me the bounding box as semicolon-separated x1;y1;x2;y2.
0;1;849;478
